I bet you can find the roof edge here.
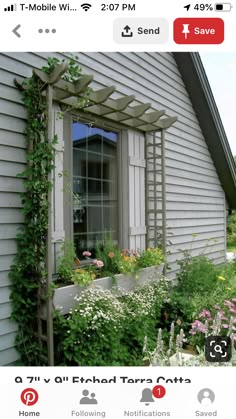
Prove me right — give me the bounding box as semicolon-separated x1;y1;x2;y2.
173;52;236;209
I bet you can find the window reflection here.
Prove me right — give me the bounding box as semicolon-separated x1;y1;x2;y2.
72;122;118;256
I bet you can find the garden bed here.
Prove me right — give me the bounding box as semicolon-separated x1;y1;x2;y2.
52;264;164;315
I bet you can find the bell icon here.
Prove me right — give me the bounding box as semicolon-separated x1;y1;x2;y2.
140;388;154;405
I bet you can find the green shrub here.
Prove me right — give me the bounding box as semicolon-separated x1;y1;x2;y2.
227;211;236;244
166;253;236;341
54;278;170;366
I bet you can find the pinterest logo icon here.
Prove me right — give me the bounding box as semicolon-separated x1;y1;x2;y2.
21;388;39;406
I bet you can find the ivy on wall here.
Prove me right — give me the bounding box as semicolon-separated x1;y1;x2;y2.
10;56;90;365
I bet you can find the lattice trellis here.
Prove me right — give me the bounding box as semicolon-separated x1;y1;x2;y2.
15;61;177;365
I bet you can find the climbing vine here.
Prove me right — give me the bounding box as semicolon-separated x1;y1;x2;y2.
10;55;90;365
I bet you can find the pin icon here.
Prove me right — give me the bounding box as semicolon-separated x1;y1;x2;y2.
21;388;39;406
182;23;190;39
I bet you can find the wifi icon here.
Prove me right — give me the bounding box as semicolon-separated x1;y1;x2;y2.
81;3;92;11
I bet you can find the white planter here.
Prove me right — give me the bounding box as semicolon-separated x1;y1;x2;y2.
52;264;164;315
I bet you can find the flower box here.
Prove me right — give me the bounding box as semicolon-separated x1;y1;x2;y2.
51;264;164;315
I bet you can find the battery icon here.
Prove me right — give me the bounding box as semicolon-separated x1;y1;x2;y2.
215;3;233;11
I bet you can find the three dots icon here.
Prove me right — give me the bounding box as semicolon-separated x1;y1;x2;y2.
38;28;56;34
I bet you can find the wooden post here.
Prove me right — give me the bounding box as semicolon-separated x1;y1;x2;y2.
161;129;167;276
46;84;54;366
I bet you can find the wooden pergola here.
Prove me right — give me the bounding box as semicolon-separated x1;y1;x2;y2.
15;61;177;365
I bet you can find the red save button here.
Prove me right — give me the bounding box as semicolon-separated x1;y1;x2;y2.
174;18;224;44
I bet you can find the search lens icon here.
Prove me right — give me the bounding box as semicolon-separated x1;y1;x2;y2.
205;336;232;362
214;344;223;354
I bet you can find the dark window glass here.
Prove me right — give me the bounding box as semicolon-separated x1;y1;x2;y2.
73;122;118;256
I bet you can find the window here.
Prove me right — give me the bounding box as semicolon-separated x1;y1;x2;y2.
72;121;118;255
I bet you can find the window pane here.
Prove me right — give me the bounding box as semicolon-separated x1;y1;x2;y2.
73;121;118;251
87;153;102;179
103;155;116;180
103;206;118;232
73;149;86;177
88;206;102;232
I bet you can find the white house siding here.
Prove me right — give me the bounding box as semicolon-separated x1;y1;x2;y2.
0;52;227;364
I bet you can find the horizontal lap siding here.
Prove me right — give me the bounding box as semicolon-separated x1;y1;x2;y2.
0;52;227;364
0;56;29;364
73;52;225;263
0;52;66;364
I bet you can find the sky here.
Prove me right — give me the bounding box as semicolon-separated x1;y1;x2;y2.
200;53;236;157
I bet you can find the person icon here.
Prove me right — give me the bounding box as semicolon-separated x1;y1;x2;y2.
90;393;98;404
201;391;212;406
197;388;215;405
80;389;92;404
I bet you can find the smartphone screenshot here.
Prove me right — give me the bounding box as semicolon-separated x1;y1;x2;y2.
0;1;235;417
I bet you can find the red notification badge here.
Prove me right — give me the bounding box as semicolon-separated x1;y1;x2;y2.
174;18;224;44
152;385;166;399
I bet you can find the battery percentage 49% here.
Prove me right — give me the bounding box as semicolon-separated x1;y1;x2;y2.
194;3;214;10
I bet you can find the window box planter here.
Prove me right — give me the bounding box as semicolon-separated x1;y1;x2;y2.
51;264;164;315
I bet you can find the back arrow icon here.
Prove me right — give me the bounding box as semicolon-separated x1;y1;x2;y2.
12;24;21;38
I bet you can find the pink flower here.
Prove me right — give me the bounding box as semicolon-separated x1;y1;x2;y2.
108;252;115;259
232;298;236;302
213;304;221;310
218;311;228;320
222;324;229;328
96;260;104;268
229;308;236;314
83;251;91;257
224;300;235;308
191;320;207;333
93;259;97;264
199;309;212;319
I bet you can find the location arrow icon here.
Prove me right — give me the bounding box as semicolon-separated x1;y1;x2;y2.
184;4;191;11
12;24;21;38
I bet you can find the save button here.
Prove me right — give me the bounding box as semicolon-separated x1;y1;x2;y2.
174;18;224;44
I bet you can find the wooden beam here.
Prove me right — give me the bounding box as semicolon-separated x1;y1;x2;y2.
83;104;115;116
121;118;147;128
54;75;94;100
137;123;160;132
140;110;165;124
104;95;135;111
104;112;132;122
85;95;135;114
74;75;94;93
154;116;178;129
14;78;27;91
89;86;116;103
126;103;152;117
34;62;69;84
